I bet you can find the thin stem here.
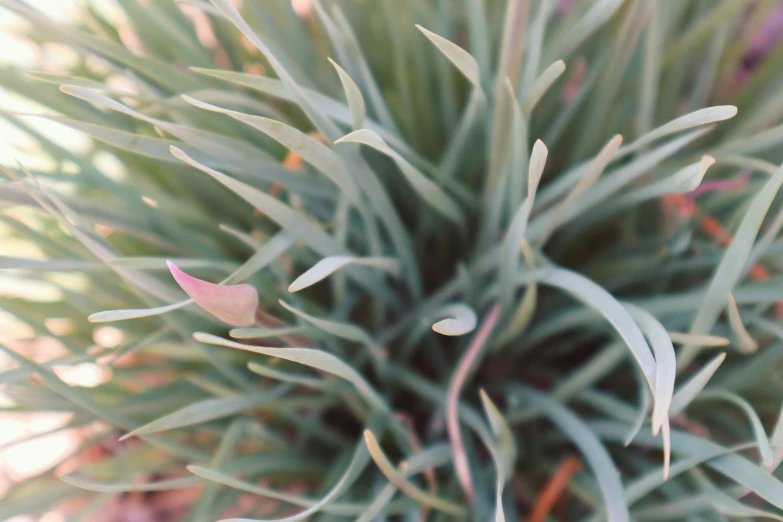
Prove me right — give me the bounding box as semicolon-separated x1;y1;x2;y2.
446;304;501;501
363;430;468;516
438;88;487;182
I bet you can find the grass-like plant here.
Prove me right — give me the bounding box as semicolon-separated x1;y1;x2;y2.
3;0;783;520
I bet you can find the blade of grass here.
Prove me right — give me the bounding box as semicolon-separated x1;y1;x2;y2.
363;430;467;516
512;386;630;522
193;333;389;413
680;163;783;369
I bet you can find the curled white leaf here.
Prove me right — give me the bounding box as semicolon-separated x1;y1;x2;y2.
432;303;478;336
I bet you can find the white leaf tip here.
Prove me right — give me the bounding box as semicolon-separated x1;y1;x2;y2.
192;332;212;343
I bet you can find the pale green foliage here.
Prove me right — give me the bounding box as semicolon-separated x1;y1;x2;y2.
2;1;783;521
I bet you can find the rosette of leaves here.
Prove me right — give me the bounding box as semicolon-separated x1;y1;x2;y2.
3;1;783;521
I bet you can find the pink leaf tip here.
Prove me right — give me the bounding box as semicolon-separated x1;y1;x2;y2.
167;261;258;327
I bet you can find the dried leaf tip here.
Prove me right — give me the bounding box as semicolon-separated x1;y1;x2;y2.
167;261;258;327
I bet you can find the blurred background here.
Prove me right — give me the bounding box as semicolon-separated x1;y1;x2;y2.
1;4;115;520
0;3;316;521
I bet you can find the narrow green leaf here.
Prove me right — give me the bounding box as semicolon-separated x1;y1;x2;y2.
216;435;372;522
709;488;783;521
681;163;783;368
88;300;191;323
540;134;622;244
479;389;517;478
415;24;482;91
363;430;467;517
187;464;379;516
355;444;452;522
621;106;737;157
623;382;650;447
636;0;661;137
667;332;729;347
0;257;103;271
537;126;713;212
522;60;565;115
619;443;754;509
248;362;335;391
119;392;279;440
696;389;773;469
553;342;625;401
193;333;388;413
611;155;715;209
520;0;554;97
486;0;529;193
278;300;375;347
225;232;296;285
328;58;366;131
59;85;276;167
726;292;758;353
289;256;399;293
545;0;625;62
593;421;783;512
230;326;309;340
27;71;112;91
623;303;675;437
669;353;727;416
330;5;401;136
169;146;349;258
189;67;421;164
497;239;537;345
497;140;547;311
513;386;630;522
336;129;464;224
181;95;361;203
536;267;656;390
771;401;783;469
59;475;199;493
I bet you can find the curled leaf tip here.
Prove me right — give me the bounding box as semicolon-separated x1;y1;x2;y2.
432;304;477;336
167;261;258;327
